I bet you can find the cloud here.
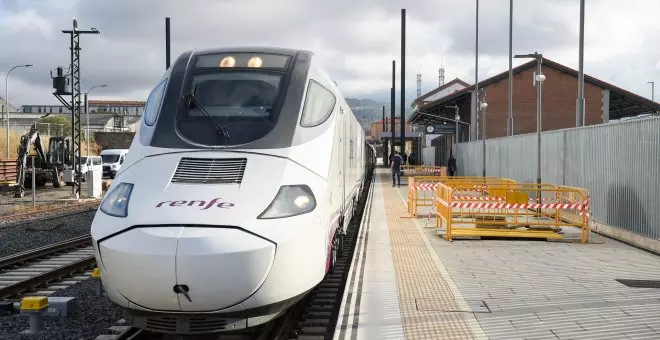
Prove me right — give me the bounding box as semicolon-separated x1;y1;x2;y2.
1;0;658;109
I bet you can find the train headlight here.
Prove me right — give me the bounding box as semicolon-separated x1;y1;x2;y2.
99;182;134;218
257;185;316;219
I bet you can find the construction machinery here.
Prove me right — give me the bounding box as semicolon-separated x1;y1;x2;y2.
14;126;70;198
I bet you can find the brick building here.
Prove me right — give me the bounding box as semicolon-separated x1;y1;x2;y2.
409;57;660;142
370;118;413;138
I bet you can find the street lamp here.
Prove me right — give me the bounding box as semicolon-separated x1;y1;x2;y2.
4;64;33;159
514;52;545;187
480;101;488;177
84;84;107;155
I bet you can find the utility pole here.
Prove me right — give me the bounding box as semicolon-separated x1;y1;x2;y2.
576;0;585;127
400;9;406;155
62;18;100;198
391;60;395;157
507;0;513;136
474;0;479;142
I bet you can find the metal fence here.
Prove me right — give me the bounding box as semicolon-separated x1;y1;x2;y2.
454;116;660;240
2;122;67;136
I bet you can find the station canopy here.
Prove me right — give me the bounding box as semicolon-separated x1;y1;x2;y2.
408;57;660;126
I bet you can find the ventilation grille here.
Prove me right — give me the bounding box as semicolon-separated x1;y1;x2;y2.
141;315;238;334
145;315;177;332
171;157;247;184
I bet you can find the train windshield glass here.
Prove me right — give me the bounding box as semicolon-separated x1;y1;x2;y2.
176;53;291;146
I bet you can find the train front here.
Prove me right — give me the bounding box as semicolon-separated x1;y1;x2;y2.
90;48;336;334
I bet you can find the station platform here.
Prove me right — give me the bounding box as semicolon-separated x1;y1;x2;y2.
333;168;660;340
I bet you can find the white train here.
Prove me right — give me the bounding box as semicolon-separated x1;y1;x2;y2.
90;47;376;334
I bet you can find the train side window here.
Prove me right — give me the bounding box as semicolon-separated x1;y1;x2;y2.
143;78;168;126
300;80;336;127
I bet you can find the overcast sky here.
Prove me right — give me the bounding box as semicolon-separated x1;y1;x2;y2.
1;0;659;108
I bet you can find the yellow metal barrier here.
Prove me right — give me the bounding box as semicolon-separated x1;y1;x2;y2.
406;176;517;217
435;182;591;243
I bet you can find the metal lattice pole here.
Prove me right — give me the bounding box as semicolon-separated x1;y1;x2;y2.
62;19;99;198
71;27;81;197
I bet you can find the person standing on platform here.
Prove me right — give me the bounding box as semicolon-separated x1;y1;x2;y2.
408;151;416;166
448;153;457;176
391;152;403;187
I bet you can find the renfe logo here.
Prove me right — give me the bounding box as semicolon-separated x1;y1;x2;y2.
156;198;235;210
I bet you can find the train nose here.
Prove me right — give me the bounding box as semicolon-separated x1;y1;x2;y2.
98;227;276;312
174;227;275;311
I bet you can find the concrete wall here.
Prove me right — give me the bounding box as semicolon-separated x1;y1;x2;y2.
94;132;135;150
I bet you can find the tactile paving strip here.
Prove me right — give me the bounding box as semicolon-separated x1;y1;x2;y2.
381;173;487;339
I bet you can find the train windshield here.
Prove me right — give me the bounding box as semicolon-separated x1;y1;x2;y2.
176;53;291;146
102;155;120;163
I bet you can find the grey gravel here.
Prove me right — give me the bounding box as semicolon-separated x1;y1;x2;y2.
0;278;123;340
0;209;97;258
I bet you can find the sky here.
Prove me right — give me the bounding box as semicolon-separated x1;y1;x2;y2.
1;0;659;109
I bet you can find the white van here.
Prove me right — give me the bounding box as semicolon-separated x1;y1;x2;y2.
100;149;130;179
79;155;103;180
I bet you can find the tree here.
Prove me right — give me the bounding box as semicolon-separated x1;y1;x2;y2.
36;115;72;137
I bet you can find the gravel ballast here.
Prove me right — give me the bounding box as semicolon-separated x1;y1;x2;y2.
0;279;123;340
0;209;97;258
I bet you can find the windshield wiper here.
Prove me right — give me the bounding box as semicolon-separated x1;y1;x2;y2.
184;84;231;140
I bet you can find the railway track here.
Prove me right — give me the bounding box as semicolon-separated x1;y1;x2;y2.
0;235;95;299
106;166;375;340
0;203;99;227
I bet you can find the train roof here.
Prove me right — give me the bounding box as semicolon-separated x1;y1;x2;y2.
188;46;313;58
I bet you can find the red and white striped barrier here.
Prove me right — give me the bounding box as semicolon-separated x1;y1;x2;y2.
420;168;444;173
437;197;591;216
452;196;504;201
412;183;439;191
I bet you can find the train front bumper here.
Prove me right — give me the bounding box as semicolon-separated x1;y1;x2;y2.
96;226;275;313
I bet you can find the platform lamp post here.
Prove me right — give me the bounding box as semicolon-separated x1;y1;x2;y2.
480;101;488;177
4;64;33;159
515;52;545;201
649;81;655;101
84;84;107;156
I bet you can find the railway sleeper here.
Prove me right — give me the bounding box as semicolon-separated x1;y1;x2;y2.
295;336;325;340
299;326;326;335
300;318;330;327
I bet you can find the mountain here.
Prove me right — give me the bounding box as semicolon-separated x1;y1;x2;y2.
345;97;414;132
